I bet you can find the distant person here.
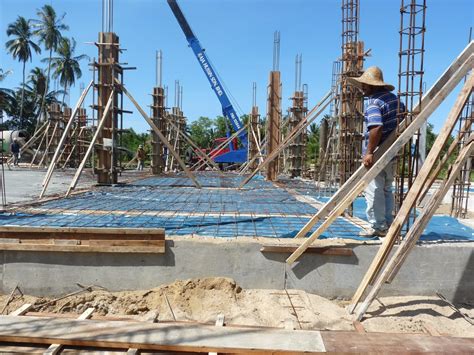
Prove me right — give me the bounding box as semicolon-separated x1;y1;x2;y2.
185;146;195;166
348;66;404;237
136;144;145;171
10;138;20;166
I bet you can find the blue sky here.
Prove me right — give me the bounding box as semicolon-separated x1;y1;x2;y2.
1;0;473;133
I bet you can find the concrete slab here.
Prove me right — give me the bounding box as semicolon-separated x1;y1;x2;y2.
1;239;472;303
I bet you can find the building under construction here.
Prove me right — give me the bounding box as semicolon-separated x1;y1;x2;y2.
0;0;472;352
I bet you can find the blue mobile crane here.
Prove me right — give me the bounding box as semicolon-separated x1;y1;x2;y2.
167;0;248;164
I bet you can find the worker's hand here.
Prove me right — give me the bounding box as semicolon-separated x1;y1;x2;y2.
363;153;374;168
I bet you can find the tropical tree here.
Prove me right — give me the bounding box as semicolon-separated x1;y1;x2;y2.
5;16;41;126
0;69;14;122
306;121;320;165
28;67;64;118
189;116;214;148
33;4;68;121
28;67;46;101
48;37;88;106
0;69;13;82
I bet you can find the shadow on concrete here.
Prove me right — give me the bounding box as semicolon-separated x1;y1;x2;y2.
365;306;455;319
291;254;359;280
453;249;474;306
262;250;359;280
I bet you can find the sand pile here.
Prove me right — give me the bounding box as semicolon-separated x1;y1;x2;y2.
1;277;472;336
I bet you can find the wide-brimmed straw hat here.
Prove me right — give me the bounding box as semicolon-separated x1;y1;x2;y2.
347;66;395;91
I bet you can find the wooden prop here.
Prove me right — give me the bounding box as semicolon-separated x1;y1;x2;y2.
347;72;473;314
239;90;332;187
116;80;201;189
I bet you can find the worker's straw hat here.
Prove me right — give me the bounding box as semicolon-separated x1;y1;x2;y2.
347;66;395;91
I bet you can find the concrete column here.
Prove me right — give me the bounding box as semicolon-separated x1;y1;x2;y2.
266;71;281;181
288;91;307;178
76;108;87;167
96;32;119;184
151;87;165;174
248;106;259;170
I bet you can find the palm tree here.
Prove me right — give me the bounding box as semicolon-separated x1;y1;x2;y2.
33;5;68;122
0;69;14;122
28;67;64;118
5;16;41;127
48;37;88;106
0;69;13;82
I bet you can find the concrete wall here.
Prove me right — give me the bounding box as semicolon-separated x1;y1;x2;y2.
1;240;472;303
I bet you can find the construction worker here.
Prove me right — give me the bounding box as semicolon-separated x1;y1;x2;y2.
348;66;404;237
136;144;145;171
10;138;20;166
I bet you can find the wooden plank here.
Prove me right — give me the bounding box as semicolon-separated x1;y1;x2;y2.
353;136;474;321
0;233;164;241
293;42;474;241
87;240;164;247
287;55;474;267
77;308;95;320
320;330;474;353
260;245;354;256
0;243;165;253
44;308;95;355
349;73;474;315
0;315;326;353
10;304;32;316
0;226;164;237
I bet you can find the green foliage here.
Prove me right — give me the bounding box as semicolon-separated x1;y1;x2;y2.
306;122;320;165
188;115;245;149
33;5;68;53
5;16;41;124
5;16;41;63
0;79;62;134
120;128;149;162
2;4;81;133
189;116;215;148
215;115;230;137
32;4;68;120
48;37;88;103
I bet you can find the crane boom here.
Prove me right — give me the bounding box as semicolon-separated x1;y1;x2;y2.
167;0;248;164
